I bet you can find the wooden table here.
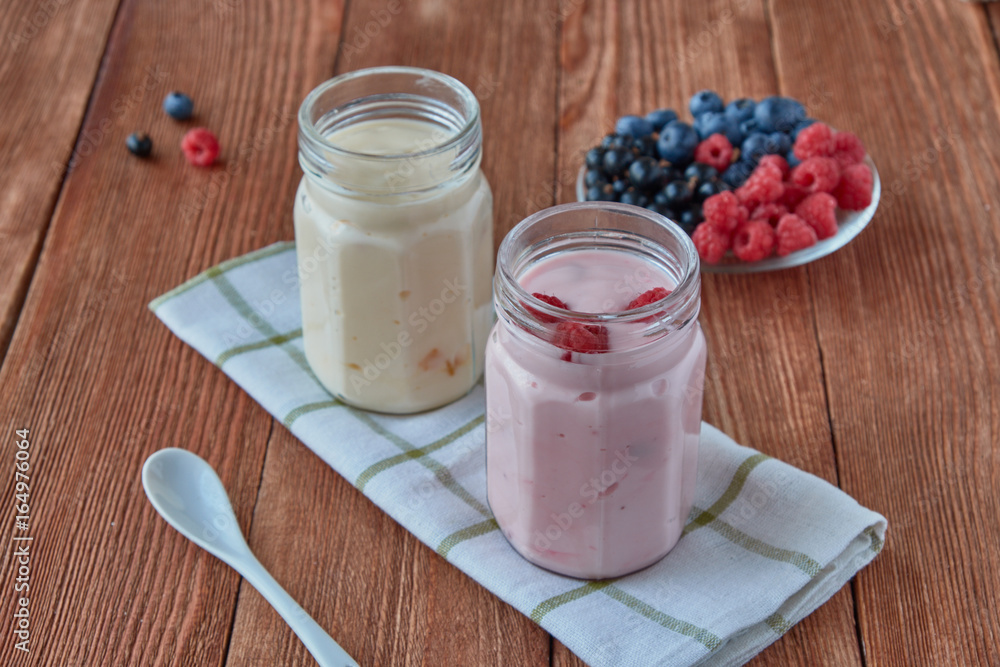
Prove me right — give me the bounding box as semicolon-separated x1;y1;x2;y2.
1;0;998;664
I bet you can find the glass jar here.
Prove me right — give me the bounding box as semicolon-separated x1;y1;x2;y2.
294;67;493;414
485;202;706;579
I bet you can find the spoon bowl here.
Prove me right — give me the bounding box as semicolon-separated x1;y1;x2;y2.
142;448;359;667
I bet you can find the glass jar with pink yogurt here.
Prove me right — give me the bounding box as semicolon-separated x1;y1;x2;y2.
485;202;706;579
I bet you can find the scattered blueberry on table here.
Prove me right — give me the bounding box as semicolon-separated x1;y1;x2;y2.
163;91;194;120
126;132;153;157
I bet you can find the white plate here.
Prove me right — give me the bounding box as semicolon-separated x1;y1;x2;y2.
576;156;880;273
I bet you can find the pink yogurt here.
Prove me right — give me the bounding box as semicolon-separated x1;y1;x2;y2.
485;203;706;579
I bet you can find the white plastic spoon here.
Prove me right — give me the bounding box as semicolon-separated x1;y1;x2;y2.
142;448;359;667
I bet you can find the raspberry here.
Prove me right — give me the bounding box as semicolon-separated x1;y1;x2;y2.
693;133;734;172
526;293;569;323
775;214;818;256
692;222;731;264
831;131;866;169
759;153;789;178
181;128;220;167
553;322;609;356
732;220;776;262
750;202;789;227
736;162;784;209
627;287;671;309
795;192;839;240
627;286;672;322
778;181;809;209
793;121;834;160
790;157;841;194
702;191;748;233
833;163;873;210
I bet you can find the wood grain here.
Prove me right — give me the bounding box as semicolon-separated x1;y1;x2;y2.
2;0;1000;665
770;0;1000;665
221;0;561;663
554;1;862;664
0;0;123;360
0;0;338;664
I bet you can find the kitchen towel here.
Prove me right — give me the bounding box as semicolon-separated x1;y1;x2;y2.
150;240;886;667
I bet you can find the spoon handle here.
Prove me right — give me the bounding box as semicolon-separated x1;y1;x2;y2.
237;555;359;667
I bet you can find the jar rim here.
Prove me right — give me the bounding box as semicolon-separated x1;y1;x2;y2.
495;202;702;338
298;66;481;162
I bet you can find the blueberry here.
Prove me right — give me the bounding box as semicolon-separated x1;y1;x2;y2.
653;189;671;206
791;118;816;140
740;132;770;164
721;160;755;187
586;184;617;202
612;178;629;194
786;151;802;168
694;111;741;144
725;98;756;123
632;136;659;158
628;156;664;190
584;168;608;189
689;90;724;117
739;118;760;137
657;121;700;166
602;148;634;176
680;204;703;229
163;91;194;120
126;132;153;157
664;179;693;206
616;115;654;138
585;147;605;170
684;162;718;182
645;108;678;131
600;134;617;148
646;203;672;218
695;179;724;201
766;132;792;155
620;189;650;207
753;96;806;134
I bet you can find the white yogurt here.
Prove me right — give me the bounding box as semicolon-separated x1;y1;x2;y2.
294;115;493;413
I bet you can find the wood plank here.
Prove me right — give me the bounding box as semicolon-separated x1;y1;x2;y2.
554;1;863;665
220;0;560;664
0;0;346;664
769;0;1000;664
0;0;123;360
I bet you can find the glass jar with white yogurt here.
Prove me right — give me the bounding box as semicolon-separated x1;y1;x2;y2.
295;67;493;414
486;202;706;579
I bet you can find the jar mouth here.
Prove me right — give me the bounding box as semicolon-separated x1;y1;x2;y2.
495;203;702;346
298;66;480;162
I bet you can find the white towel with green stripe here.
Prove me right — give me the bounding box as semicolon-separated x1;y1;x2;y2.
150;241;887;667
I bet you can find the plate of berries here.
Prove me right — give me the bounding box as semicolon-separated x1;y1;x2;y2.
577;91;879;272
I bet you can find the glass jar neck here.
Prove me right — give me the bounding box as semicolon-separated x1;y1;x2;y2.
494;202;702;353
297;67;482;197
